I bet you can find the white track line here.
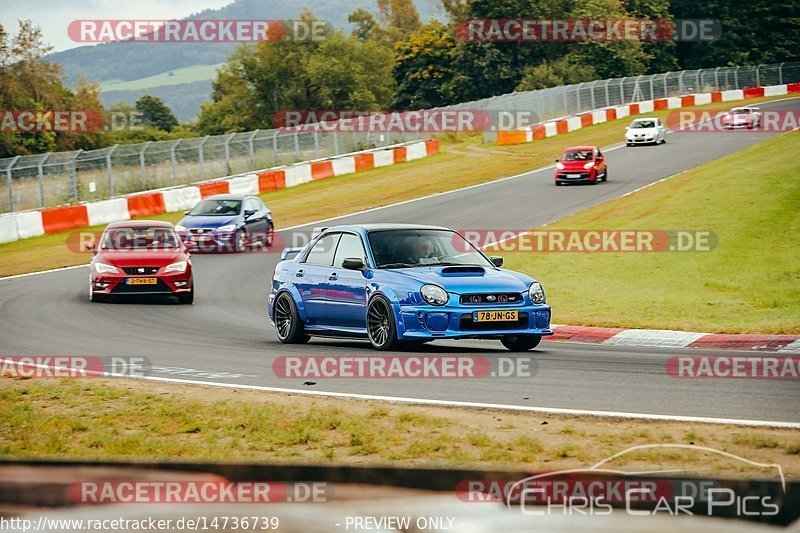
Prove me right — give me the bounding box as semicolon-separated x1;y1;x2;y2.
121;373;800;429
3;356;797;428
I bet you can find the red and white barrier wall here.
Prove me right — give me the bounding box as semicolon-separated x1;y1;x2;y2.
0;139;440;244
497;83;800;146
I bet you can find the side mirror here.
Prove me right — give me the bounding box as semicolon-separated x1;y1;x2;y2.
625;126;630;130
244;209;256;218
184;210;191;215
280;247;303;260
554;158;559;163
490;256;503;267
86;243;97;254
342;257;365;270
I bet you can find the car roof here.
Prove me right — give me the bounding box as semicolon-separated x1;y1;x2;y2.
106;220;174;229
563;145;597;151
631;117;658;121
201;194;253;201
325;223;452;233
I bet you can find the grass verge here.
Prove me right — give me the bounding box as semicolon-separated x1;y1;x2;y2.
496;131;800;334
1;377;798;477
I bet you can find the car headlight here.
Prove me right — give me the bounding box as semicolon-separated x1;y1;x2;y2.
175;224;187;232
421;284;448;306
164;261;188;273
216;224;237;233
583;162;595;169
556;162;565;170
93;262;119;274
529;282;546;304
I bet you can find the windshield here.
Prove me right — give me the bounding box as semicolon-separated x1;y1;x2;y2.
101;227;180;250
188;199;242;216
732;109;752;115
631;120;655;128
561;149;593;161
368;229;493;268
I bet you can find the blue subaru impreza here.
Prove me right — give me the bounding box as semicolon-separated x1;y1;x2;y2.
268;224;552;351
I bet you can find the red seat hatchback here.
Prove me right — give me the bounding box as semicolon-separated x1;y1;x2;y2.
88;221;194;304
554;145;608;185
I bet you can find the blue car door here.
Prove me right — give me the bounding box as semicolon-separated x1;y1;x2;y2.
326;232;369;329
243;197;268;240
295;232;341;326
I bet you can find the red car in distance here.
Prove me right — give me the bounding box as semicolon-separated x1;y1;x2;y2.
554;145;608;186
88;221;194;304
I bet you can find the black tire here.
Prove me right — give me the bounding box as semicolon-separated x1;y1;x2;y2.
555;181;562;186
265;225;274;247
234;229;247;253
602;170;608;182
178;280;194;305
501;335;542;351
367;295;398;351
274;292;310;344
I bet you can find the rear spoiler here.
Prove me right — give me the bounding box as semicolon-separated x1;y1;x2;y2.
280;247;303;260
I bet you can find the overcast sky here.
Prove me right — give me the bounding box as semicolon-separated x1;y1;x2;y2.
0;0;232;52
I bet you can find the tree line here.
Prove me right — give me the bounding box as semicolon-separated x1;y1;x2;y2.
1;0;797;156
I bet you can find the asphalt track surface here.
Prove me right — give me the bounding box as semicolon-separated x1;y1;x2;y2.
2;98;799;425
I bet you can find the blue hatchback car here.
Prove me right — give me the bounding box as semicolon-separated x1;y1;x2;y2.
176;194;273;252
268;224;552;351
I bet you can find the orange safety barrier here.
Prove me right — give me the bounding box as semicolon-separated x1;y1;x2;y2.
580;114;593;128
497;131;527;145
653;99;668;110
556;120;569;134
354;153;375;171
711;92;723;102
41;205;89;234
629;103;640;115
393;147;407;164
605;108;617;121
743;87;765;98
257;170;286;192
681;95;695;107
424;138;440;155
310;161;334;180
126;192;165;218
788;83;800;94
532;124;547;140
198;181;229;198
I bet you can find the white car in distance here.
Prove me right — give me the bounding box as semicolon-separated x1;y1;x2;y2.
625;117;667;146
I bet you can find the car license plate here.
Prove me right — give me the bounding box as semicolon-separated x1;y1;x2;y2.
474;310;518;322
126;277;157;285
566;174;581;178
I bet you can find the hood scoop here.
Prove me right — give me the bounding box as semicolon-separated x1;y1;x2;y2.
440;266;485;275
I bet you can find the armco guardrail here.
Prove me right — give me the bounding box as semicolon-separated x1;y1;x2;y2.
439;61;800;143
496;82;800;145
2;62;799;214
0;139;439;244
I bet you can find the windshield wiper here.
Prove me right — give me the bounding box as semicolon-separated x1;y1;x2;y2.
379;262;416;269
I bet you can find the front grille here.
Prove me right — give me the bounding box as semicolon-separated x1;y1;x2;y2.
113;280;172;294
122;266;160;275
459;293;522;305
559;172;589;179
190;228;213;234
459;312;528;331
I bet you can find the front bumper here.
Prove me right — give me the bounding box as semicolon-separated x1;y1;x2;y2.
396;303;553;340
626;136;655;144
179;230;237;253
91;271;192;296
555;170;596;183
